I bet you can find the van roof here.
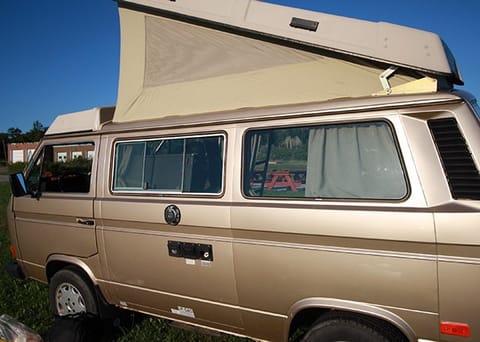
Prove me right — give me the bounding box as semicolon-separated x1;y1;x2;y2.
112;0;462;125
45;106;115;136
44;93;462;136
118;0;462;84
103;92;463;133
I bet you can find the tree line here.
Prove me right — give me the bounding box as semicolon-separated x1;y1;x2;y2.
0;120;47;161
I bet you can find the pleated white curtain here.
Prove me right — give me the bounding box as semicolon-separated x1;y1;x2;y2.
305;122;407;199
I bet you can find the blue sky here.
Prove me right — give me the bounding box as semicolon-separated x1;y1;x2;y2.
1;0;479;133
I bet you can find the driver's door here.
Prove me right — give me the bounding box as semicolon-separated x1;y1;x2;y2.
12;137;99;281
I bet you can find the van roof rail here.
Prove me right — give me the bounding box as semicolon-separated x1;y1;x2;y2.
118;0;462;85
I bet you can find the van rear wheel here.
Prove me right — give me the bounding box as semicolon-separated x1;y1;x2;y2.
301;316;391;342
49;268;98;316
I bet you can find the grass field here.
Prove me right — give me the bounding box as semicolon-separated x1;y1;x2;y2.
0;180;249;341
0;182;52;336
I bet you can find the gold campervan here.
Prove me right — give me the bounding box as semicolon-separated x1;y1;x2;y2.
6;1;480;341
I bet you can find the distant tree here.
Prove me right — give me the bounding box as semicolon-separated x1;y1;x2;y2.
5;121;47;144
0;132;7;161
25;120;46;142
33;120;44;131
7;127;24;143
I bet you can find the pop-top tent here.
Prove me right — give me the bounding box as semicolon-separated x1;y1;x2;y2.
113;0;462;124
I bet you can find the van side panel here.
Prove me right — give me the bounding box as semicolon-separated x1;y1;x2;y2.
98;199;245;331
95;131;244;332
231;207;439;341
436;212;480;341
230;113;442;341
408;101;480;341
14;198;97;259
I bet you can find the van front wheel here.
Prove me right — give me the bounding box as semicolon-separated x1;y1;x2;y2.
301;316;391;342
49;268;98;316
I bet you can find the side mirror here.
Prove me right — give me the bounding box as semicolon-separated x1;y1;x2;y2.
9;173;28;197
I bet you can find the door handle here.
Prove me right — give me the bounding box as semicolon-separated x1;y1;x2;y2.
76;218;95;226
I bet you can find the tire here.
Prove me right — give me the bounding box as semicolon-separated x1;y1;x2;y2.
49;267;98;317
301;316;390;342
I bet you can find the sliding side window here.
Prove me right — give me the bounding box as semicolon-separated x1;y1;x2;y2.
113;135;224;194
243;121;407;200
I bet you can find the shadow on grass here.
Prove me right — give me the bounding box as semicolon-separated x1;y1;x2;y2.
43;309;250;342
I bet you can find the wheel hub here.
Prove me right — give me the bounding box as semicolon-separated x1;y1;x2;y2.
55;282;86;316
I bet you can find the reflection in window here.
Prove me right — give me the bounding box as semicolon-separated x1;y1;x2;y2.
26;143;95;193
27;149;35;161
57;152;67;162
71;151;83;159
244;121;407;200
113;135;224;194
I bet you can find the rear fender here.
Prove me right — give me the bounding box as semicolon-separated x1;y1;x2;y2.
286;298;416;341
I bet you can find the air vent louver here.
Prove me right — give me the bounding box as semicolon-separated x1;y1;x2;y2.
428;118;480;200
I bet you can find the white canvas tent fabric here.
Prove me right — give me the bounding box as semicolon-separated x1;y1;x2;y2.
114;8;424;123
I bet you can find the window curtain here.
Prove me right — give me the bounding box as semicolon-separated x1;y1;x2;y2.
114;143;145;188
305;122;406;199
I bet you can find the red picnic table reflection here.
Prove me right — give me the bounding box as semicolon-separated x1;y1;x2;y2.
265;170;301;192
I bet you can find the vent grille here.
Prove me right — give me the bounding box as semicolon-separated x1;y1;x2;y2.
428;118;480;200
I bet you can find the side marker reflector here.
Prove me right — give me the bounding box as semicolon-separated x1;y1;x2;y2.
9;244;17;259
440;321;470;337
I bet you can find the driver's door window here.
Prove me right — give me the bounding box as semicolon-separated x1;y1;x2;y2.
26;143;95;194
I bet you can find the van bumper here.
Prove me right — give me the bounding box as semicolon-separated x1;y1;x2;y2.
6;261;25;280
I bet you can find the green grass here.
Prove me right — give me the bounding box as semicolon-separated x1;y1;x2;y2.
7;162;26;174
0;182;52;336
0;183;10;229
0;181;250;341
117;317;248;342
